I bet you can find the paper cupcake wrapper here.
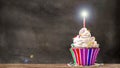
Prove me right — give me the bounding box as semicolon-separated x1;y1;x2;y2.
70;48;100;66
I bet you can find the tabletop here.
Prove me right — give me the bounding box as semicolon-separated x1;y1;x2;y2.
0;64;119;68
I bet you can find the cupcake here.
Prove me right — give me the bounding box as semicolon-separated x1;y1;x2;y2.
70;27;100;66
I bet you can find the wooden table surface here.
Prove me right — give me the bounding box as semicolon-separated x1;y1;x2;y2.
0;64;119;68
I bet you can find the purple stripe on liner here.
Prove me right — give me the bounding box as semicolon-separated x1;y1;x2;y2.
94;48;100;63
80;49;83;65
90;48;94;65
91;48;95;65
88;48;92;66
87;49;89;65
83;49;85;66
93;48;99;64
79;48;82;65
85;48;88;65
93;49;98;63
92;48;97;64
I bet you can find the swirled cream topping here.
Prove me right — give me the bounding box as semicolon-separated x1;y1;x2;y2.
71;28;99;48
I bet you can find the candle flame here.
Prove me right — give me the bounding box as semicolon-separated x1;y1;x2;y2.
81;10;88;17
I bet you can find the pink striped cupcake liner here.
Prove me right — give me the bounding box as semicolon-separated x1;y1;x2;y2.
70;48;100;66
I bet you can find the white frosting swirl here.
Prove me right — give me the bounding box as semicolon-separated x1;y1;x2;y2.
71;28;99;48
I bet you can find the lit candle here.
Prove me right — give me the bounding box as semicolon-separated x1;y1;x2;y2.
81;10;88;28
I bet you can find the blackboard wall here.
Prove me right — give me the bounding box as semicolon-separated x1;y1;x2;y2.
0;0;119;63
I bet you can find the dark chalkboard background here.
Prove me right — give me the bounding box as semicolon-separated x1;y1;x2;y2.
0;0;119;63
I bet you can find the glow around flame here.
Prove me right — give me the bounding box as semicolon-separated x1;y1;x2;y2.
81;10;88;17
